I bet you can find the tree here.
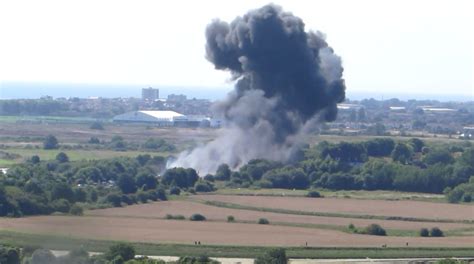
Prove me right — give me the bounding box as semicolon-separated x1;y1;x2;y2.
30;155;41;164
408;138;425;152
423;149;454;165
43;135;58;149
364;224;386;236
117;174;137;194
215;164;231;180
51;183;75;202
190;213;206;221
55;152;69;163
258;218;270;224
69;204;84;216
430;227;444;237
255;248;287;264
194;181;214;192
106;243;135;261
88;137;100;144
391;143;412;164
136;172;157;190
161;167;198;188
106;193;122;207
365;138;395;157
31;249;57;264
419;228;429;237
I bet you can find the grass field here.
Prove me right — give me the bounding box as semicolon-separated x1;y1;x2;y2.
0;148;167;165
213;188;446;203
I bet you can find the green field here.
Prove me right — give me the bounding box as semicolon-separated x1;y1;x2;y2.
212;188;445;202
0;148;167;166
0;115;109;124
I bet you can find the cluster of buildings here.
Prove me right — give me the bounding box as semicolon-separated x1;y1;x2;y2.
113;110;222;128
113;88;220;127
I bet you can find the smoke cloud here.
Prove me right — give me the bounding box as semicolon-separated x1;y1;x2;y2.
169;4;345;174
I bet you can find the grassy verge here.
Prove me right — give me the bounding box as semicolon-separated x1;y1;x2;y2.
1;230;473;259
212;188;445;203
199;200;473;224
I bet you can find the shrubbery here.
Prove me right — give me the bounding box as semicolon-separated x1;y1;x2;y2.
419;228;429;237
190;213;206;221
165;214;186;220
364;224;386;236
255;248;287;264
430;227;444;237
258;218;270;224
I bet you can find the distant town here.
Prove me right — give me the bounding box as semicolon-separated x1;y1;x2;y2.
0;87;473;140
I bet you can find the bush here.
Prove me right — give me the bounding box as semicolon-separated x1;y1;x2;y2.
30;155;41;164
105;193;122;207
364;224;386;236
170;186;181;195
69;204;83;216
430;227;444;237
258;218;270;225
306;190;322;198
88;137;101;144
43;135;59;149
51;199;71;213
194;181;215;192
419;228;429;237
227;215;235;222
90;121;104;130
0;246;20;264
105;243;135;261
255;248;287;264
177;255;220;264
31;249;57;264
55;152;69;163
190;213;206;221
165;214;186;220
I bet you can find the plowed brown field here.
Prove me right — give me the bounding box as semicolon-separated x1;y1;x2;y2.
86;201;469;231
0;215;473;247
197;195;474;221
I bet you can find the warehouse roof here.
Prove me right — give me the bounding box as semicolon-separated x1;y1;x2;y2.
140;110;184;119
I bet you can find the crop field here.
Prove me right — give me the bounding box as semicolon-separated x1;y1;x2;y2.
196;195;474;222
0;194;473;250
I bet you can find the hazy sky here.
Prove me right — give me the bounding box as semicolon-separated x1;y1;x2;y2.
0;0;472;97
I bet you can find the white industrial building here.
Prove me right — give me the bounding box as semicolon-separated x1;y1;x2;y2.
113;110;213;127
113;110;186;126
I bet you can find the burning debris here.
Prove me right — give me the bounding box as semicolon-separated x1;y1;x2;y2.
170;4;346;174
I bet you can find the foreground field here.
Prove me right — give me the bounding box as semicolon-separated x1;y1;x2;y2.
1;194;473;248
1;214;473;248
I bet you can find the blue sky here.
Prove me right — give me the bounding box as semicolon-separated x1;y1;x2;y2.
0;0;472;97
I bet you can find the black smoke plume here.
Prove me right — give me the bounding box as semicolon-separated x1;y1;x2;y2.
170;4;345;173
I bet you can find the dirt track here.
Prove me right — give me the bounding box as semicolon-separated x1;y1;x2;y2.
197;195;474;221
0;215;473;247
